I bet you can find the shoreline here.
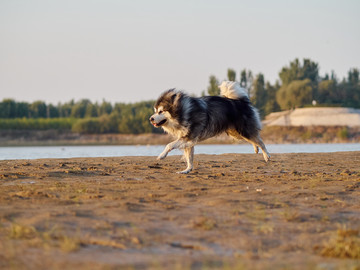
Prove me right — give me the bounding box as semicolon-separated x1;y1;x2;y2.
0;152;359;269
2;143;360;163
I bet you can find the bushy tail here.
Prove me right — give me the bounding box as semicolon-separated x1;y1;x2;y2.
218;81;248;99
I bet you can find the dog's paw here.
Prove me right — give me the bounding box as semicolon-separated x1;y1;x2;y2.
264;154;271;163
157;152;168;160
177;168;192;174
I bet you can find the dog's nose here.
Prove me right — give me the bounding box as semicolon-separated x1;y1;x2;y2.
150;117;154;122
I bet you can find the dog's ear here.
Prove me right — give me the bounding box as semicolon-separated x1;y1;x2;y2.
171;93;177;103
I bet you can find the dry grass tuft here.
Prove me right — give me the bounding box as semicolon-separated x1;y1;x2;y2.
60;236;81;252
319;227;360;259
191;216;217;230
7;222;81;252
9;223;38;239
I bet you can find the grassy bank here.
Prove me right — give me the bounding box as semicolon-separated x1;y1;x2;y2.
0;118;76;130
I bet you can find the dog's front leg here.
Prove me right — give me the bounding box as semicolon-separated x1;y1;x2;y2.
178;146;194;174
157;139;182;160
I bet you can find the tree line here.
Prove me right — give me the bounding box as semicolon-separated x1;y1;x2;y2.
206;58;360;118
0;58;359;134
0;99;159;134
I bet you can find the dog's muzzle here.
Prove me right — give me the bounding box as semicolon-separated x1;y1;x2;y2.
150;117;167;127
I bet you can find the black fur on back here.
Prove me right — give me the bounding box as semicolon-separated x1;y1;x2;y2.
199;95;260;140
155;89;261;142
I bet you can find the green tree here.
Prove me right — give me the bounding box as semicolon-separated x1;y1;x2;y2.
207;75;220;96
30;101;47;118
0;99;17;118
251;73;267;117
101;112;120;133
337;68;360;108
48;104;60;118
0;118;75;130
16;102;30;118
317;79;339;104
113;103;124;114
118;116;134;134
59;100;74;118
85;103;98;118
264;82;280;115
240;69;253;97
227;69;236;81
72;118;101;134
276;79;313;110
279;58;319;85
347;68;359;85
71;99;92;118
98;100;113;115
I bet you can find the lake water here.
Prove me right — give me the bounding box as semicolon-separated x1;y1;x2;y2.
1;143;360;160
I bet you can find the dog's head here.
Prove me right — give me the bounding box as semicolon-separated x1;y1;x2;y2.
150;89;180;128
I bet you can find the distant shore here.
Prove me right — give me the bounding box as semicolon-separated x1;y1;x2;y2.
1;126;359;146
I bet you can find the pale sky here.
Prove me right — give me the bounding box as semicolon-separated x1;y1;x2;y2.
1;0;359;104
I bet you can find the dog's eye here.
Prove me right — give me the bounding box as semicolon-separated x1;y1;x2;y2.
158;110;163;114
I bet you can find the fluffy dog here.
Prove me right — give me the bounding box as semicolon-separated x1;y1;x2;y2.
149;81;270;173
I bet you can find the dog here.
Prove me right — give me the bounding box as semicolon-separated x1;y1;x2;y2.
149;81;270;173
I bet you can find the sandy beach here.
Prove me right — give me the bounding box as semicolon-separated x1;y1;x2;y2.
0;152;359;269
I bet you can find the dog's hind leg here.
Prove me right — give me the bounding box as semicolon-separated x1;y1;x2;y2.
178;146;194;174
227;129;270;162
227;129;259;154
245;135;271;162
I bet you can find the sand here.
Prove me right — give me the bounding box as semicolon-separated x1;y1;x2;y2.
0;152;359;269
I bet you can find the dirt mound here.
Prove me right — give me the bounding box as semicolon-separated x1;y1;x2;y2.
265;107;360;127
